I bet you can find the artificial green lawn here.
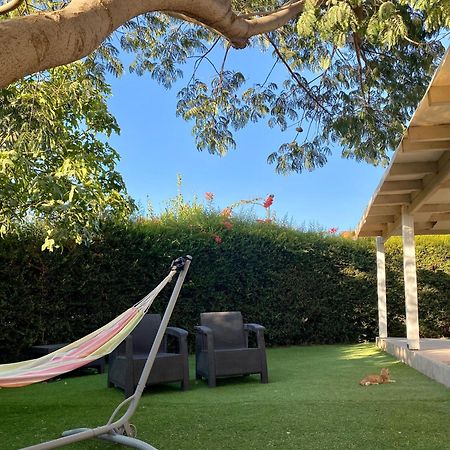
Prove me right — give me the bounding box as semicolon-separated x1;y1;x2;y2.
1;344;450;449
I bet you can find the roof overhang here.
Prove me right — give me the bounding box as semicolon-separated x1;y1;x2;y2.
355;47;450;239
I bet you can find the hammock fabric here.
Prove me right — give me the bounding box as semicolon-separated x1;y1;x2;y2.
0;270;176;388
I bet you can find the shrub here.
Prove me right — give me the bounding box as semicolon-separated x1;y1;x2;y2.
0;217;449;362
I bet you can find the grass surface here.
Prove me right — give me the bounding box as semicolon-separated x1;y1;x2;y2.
1;344;450;449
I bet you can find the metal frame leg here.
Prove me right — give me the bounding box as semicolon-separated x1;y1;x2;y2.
62;428;158;450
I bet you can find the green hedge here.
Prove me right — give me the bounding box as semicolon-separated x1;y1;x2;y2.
1;219;449;363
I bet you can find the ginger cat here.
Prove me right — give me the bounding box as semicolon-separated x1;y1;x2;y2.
359;368;395;386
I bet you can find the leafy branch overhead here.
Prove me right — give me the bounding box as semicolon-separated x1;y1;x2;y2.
1;1;448;174
175;1;447;173
0;0;450;247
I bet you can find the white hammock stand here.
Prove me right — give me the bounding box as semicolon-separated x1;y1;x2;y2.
21;255;192;450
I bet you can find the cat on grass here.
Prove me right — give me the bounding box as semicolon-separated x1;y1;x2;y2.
359;368;396;386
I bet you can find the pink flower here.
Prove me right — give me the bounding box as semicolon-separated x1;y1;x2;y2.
205;192;214;201
223;221;233;230
263;194;274;209
257;218;273;223
221;207;232;217
214;235;222;244
328;227;338;234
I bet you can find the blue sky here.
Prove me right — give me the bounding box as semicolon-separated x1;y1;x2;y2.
106;46;386;232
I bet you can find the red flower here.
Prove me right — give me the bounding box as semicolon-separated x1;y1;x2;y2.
328;227;338;234
205;192;214;201
257;218;273;223
223;221;233;230
221;207;232;217
214;235;222;244
263;194;274;209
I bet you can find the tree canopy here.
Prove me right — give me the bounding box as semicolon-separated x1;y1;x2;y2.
0;61;133;249
1;0;449;245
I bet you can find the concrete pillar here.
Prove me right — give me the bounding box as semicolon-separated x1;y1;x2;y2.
376;237;388;338
401;209;420;350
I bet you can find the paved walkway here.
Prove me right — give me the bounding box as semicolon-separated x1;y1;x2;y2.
377;337;450;387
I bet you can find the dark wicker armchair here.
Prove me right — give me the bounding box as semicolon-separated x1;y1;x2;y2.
195;311;268;387
108;313;189;397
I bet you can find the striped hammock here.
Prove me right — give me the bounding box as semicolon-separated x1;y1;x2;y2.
0;270;177;388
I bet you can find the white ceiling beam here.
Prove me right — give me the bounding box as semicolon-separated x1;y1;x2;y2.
383;155;450;238
427;86;450;106
363;215;396;224
384;220;400;237
386;220;437;238
380;180;422;194
362;223;388;232
401;139;450;152
389;162;437;177
415;221;437;230
373;194;411;206
431;221;450;231
429;212;450;221
414;228;450;235
369;205;402;215
408;125;450;142
358;230;383;237
418;203;450;213
407;157;450;213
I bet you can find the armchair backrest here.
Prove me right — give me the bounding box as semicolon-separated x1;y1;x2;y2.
131;313;164;354
200;312;246;349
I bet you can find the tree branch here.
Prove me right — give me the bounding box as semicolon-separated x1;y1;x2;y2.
212;43;231;116
0;0;23;14
242;1;305;42
267;35;331;116
0;0;308;88
352;32;367;105
217;44;230;89
188;36;221;85
238;1;298;19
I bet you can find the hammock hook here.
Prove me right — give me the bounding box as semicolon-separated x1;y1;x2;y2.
171;255;192;272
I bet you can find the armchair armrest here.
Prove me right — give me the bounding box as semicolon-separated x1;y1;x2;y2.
194;325;212;335
194;325;214;352
244;323;266;349
166;326;188;355
166;326;188;338
244;323;266;332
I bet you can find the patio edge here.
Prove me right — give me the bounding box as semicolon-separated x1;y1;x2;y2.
376;337;450;388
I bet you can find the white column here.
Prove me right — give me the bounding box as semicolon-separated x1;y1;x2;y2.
376;237;388;338
401;209;420;350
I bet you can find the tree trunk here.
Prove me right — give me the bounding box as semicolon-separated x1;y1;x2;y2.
0;0;305;88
